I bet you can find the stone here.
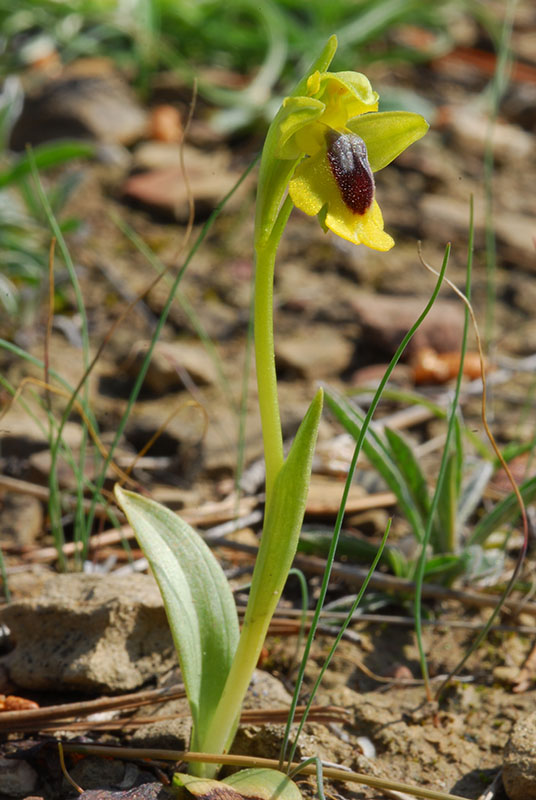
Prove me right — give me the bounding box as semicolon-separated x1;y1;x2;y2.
80;784;175;800
0;413;82;459
0;573;175;693
130;670;290;751
275;325;354;380
421;194;484;243
444;105;534;163
128;698;191;750
0;493;43;548
242;668;292;709
10;59;147;149
67;757;138;792
494;213;536;270
123;144;243;221
125;340;218;393
350;292;466;357
0;756;38;798
503;711;536;800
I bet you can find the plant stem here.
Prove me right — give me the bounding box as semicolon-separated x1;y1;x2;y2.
200;196;297;766
253;196;292;504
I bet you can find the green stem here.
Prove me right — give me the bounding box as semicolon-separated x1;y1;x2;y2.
253;195;292;504
199;197;296;769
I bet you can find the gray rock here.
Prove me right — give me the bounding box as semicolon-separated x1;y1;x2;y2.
503;711;536;800
130;670;290;751
67;757;138;792
0;574;175;693
123;144;244;221
275;325;354;380
10;61;147;149
445;105;534;163
128;698;191;751
0;493;43;547
80;784;174;800
0;756;38;797
125;340;219;393
350;292;465;357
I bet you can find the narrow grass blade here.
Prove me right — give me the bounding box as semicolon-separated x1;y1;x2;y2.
0;142;94;188
281;247;450;766
469;475;536;546
433;451;459;555
384;427;431;522
325;389;426;541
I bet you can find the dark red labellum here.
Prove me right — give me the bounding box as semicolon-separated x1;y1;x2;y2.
326;132;374;216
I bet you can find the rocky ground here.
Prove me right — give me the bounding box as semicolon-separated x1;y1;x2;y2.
1;3;536;799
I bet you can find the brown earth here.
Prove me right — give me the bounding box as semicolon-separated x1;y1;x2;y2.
1;4;536;799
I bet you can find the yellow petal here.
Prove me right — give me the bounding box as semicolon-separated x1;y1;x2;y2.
288;150;335;217
326;199;394;251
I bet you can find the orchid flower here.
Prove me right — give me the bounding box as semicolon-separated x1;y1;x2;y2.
257;44;429;253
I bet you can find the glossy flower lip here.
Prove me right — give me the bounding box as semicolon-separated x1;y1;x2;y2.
289;133;394;251
278;69;429;252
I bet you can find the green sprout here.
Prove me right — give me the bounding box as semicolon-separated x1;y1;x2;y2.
115;35;428;793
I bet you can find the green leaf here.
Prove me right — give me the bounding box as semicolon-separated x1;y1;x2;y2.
324;388;426;541
175;768;302;800
297;528;407;577
225;769;302;800
433;451;459;555
469;475;536;546
456;460;494;531
0;141;95;188
114;486;239;750
384;427;430;521
247;389;323;619
422;552;468;585
196;390;324;772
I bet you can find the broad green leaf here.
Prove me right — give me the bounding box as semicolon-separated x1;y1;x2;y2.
422;552;469;585
225;769;302;800
463;544;505;583
114;486;239;749
246;389;323;621
175;768;302;800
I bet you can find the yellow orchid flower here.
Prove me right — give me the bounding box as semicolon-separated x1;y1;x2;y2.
273;68;429;252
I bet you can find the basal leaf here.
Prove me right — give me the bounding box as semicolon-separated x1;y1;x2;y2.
175;768;302;800
114;487;239;749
